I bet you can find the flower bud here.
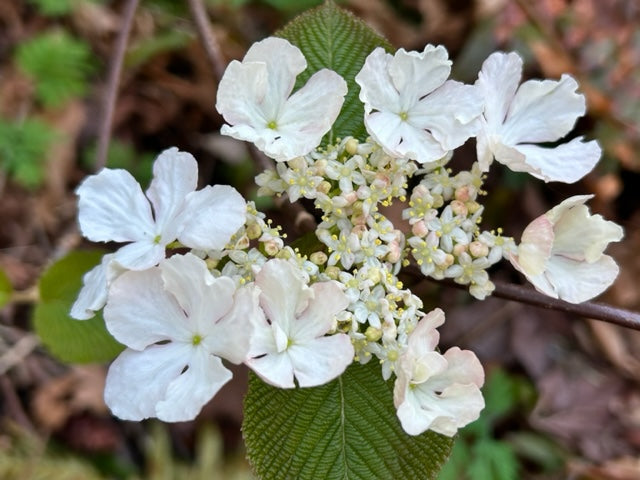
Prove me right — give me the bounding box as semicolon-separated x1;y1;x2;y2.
345;138;359;155
246;222;262;240
466;201;481;214
453;243;467;256
324;265;340;279
469;240;489;258
454;185;471;202
365;326;382;342
412;220;429;237
310;251;328;265
317;180;332;194
450;200;468;217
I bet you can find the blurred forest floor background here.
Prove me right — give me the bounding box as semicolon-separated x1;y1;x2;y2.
1;0;640;478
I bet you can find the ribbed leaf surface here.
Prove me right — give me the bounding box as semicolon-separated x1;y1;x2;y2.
276;1;393;141
33;250;124;363
244;361;454;480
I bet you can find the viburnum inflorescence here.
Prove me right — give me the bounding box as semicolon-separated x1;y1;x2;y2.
72;35;623;438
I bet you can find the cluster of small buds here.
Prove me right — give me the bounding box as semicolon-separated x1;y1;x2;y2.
256;136;505;375
403;162;510;299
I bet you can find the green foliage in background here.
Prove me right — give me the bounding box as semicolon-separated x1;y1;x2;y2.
83;140;155;186
0;268;13;309
33;250;124;364
0;118;58;189
438;368;564;480
27;0;78;16
16;31;96;108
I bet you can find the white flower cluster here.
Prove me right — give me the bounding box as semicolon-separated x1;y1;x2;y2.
72;149;353;422
71;35;623;438
217;37;623;435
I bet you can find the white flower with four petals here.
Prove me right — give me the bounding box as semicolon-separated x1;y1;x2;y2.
103;253;259;422
246;259;354;388
216;37;347;162
475;52;601;183
355;45;483;164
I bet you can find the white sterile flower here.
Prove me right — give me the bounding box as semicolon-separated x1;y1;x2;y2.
103;253;258;422
70;254;125;320
246;259;354;388
216;37;347;162
475;52;601;183
394;308;485;436
355;45;483;164
76;147;246;270
509;195;623;303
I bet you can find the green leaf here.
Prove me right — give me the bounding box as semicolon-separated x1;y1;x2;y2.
244;360;454;480
276;1;393;142
467;439;518;480
16;31;96;108
33;250;124;363
0;268;12;308
0;118;58;189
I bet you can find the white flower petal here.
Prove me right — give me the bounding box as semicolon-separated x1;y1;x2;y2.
388;46;451;109
476;52;522;132
243;37;306;110
423;383;485;437
356;48;401;114
70;254;112;320
203;285;259;364
503;74;585;144
104;268;191;349
178;185;246;250
291;281;348;340
273;69;347;160
255;259;312;333
475;124;495;172
513;137;601;183
217;61;270;130
288;334;354;387
366;111;446;162
551;202;623;261
156;347;232;422
513;215;554;276
145;148;198;237
104;343;189;421
160;253;234;328
76;168;155;243
113;240;165;270
246;351;295;388
543;254;620;304
410;80;483;150
405;308;445;356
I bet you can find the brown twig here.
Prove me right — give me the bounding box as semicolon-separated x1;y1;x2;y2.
491;280;640;330
95;0;140;171
187;0;227;81
432;275;640;331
